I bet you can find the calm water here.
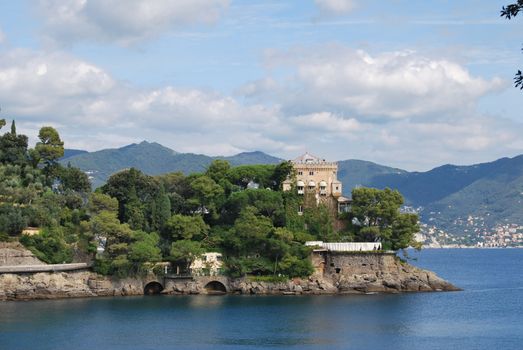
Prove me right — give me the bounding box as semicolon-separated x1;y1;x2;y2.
1;249;522;350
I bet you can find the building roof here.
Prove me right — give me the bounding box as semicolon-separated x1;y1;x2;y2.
293;152;324;164
337;196;351;203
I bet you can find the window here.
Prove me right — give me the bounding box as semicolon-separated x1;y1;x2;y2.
298;171;303;175
309;171;314;175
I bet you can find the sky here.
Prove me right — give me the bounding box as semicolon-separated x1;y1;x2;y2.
0;0;522;171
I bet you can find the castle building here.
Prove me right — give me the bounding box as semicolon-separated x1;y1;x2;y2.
282;153;350;214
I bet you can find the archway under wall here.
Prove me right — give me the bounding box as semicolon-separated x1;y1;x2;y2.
144;281;164;295
204;281;227;294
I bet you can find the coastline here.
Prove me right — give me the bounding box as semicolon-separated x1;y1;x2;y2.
0;253;460;301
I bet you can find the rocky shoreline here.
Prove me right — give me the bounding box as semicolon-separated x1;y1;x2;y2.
0;254;460;301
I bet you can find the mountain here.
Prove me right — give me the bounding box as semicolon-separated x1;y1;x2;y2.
62;149;89;160
225;151;283;166
362;155;523;238
337;159;407;191
61;141;281;188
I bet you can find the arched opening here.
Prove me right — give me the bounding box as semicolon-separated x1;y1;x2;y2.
204;281;227;295
144;281;164;295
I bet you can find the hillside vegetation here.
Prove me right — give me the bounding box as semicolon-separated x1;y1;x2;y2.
2;121;418;278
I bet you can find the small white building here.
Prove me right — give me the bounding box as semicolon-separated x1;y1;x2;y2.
190;252;223;276
305;241;382;251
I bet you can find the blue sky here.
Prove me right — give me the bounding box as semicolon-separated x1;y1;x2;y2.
0;0;522;170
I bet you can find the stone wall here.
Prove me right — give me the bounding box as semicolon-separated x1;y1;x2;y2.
318;251;457;293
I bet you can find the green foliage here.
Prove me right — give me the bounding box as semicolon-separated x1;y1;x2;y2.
347;187;419;250
169;239;205;271
20;227;73;264
128;231;162;263
0;232;10;242
101;168;166;231
304;204;337;241
223;189;284;225
164;214;209;241
278;254;314;277
247;275;289;283
270;161;294;190
501;1;523;89
58;164;91;193
189;175;224;216
226;164;276;189
0;120;28;166
0;205;27;236
35;126;64;178
206;159;231;183
89;192;118;214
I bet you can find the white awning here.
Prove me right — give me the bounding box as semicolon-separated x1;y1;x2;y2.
319;181;327;187
308;180;316;187
297;180;305;187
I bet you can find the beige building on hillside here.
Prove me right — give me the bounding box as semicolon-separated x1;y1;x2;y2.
283;153;350;214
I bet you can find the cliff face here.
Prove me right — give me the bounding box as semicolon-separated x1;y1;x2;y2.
0;242;45;266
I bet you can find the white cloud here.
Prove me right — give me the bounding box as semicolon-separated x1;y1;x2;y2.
314;0;356;15
290;112;362;134
252;47;505;120
38;0;230;45
0;46;521;171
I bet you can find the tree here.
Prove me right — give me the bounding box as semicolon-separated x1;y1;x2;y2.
35;126;64;164
89;192;118;214
35;126;64;177
102;168;164;231
347;187;419;250
0;205;27;236
164;214;209;241
304;204;336;241
206;159;231;183
189;175;224;215
222;189;284;225
0;120;29;166
128;231;162;263
169;239;205;272
270;161;294;190
501;1;523;89
58;164;91;193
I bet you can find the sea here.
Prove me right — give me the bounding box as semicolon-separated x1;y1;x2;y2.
0;249;522;350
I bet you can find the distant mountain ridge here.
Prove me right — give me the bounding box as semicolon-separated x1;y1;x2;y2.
61;141;283;188
61;141;523;238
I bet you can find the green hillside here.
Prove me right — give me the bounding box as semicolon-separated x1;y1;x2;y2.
337;159;407;191
364;155;523;234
